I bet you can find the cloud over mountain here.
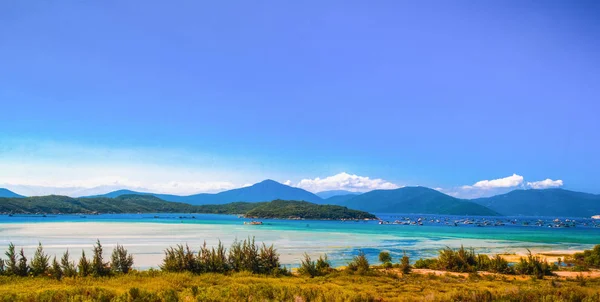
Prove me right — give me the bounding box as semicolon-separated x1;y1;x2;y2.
463;174;524;190
296;172;399;193
527;179;563;189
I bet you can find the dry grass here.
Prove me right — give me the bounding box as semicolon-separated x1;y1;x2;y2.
1;270;600;301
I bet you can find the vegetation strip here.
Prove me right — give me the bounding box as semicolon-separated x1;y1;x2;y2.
0;195;377;220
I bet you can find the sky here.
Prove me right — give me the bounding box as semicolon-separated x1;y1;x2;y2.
1;1;599;197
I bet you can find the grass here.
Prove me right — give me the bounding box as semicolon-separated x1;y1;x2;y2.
1;270;600;301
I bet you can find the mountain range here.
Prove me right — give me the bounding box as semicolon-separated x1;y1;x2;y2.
2;180;599;217
0;188;23;198
315;190;361;199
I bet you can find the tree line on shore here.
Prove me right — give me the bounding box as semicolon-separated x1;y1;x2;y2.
1;240;599;280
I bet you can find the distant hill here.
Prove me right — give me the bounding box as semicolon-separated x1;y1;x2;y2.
324;194;361;205
86;189;202;203
0;188;23;198
0;195;199;214
79;181;600;217
244;199;377;220
316;190;361;199
471;188;600;217
339;187;499;216
86;180;322;205
0;195;375;220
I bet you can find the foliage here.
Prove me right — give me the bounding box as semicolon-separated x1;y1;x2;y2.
160;244;198;273
476;254;513;274
514;249;555;279
566;244;600;269
244;199;378;220
437;246;477;272
160;237;283;276
78;251;91;277
298;253;333;277
111;244;134;274
60;250;77;277
316;254;332;274
0;195;377;220
1;271;600;302
400;252;411;274
346;250;370;274
91;239;110;277
4;242;17;276
414;258;438;269
378;251;392;264
17;248;29;277
30;242;50;276
50;257;62;280
298;253;318;277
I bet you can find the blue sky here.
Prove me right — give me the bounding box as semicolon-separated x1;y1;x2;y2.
1;1;598;197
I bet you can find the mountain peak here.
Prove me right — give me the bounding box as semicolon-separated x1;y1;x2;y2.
0;188;24;198
256;179;284;186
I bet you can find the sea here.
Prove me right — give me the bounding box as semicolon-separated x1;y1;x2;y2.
1;213;599;269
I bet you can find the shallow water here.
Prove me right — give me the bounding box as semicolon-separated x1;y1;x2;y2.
1;213;598;269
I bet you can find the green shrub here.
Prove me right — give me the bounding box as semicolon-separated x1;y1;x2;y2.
91;240;110;277
567;244;600;269
514;250;554;279
160;244;197;273
111;244;134;274
400;252;411;274
437;246;477;272
60;250;77;277
298;253;318;277
50;257;62;280
258;243;280;274
414;258;438;269
346;250;369;274
316;254;331;274
78;250;91;277
30;242;50;276
487;254;513;274
4;243;17;276
16;248;29;277
378;251;392;264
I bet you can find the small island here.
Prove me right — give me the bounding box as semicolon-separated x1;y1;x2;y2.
0;195;377;221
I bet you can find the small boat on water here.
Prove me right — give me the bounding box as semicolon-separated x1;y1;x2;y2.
592;215;600;220
244;221;263;225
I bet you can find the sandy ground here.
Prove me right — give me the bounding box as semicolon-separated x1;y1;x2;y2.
407;268;600;279
498;250;579;264
391;250;600;279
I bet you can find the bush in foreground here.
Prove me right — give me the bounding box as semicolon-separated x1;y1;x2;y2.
346;250;370;275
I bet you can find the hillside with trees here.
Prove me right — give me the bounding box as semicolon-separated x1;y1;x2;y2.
0;195;376;220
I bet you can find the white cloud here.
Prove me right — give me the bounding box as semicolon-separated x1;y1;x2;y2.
283;180;292;186
462;174;524;190
296;172;399;193
1;177;238;197
440;174;564;198
527;179;563;189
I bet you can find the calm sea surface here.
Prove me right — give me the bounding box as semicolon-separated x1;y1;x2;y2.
1;213;599;269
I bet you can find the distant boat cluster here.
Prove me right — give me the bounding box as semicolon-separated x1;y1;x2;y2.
377;216;600;228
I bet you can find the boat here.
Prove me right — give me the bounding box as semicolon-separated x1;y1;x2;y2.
592;215;600;219
244;221;263;225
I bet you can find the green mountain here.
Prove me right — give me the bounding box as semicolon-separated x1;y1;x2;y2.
324;194;361;205
87;180;322;205
0;195;375;220
471;188;600;217
316;190;361;199
0;188;23;198
244;199;377;220
0;194;198;214
339;187;499;216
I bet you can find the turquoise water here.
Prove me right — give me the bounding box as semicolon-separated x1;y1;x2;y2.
1;213;599;268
